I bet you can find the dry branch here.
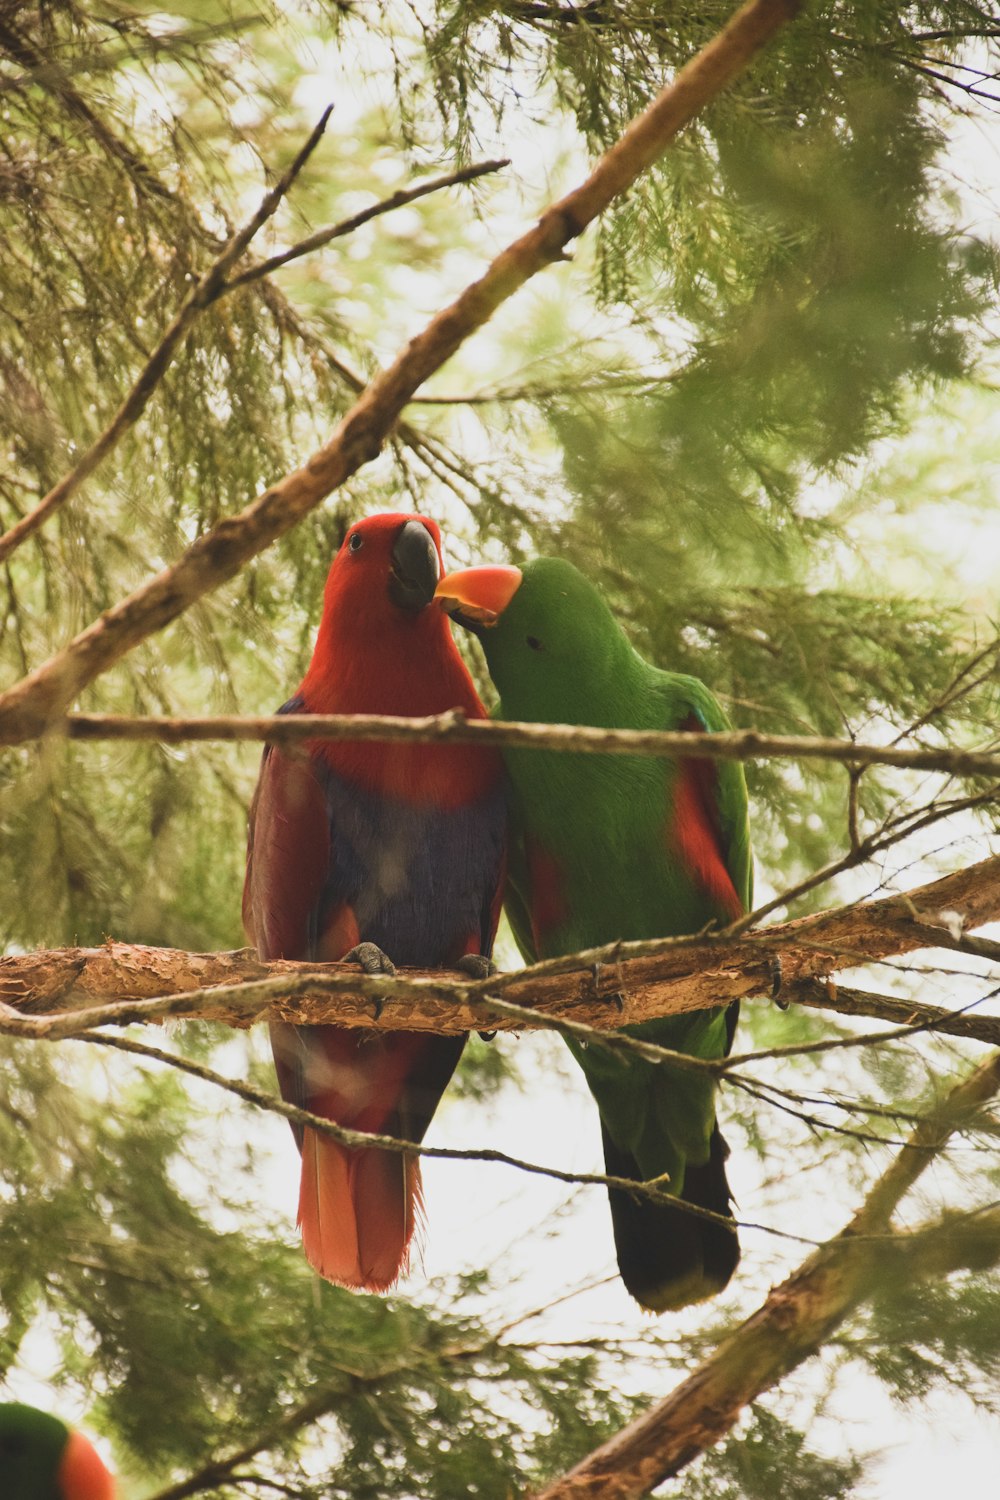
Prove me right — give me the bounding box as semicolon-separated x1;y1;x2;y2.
2;852;998;1040
0;0;800;746
533;1053;1000;1499
45;709;1000;781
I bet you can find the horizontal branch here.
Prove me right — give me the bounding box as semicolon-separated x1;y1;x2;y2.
2;853;999;1041
0;0;800;746
534;1053;1000;1498
45;708;1000;781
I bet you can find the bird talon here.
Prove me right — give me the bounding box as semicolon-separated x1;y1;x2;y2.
769;956;787;1009
456;953;498;981
370;996;384;1022
343;941;397;977
477;1030;497;1043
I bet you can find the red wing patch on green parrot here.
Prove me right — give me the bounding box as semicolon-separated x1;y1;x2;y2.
525;835;568;952
671;716;744;923
59;1428;116;1500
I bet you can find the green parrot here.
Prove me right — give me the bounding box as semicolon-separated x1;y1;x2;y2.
435;557;752;1312
0;1401;116;1499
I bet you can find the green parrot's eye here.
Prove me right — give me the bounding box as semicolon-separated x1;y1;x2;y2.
527;636;543;651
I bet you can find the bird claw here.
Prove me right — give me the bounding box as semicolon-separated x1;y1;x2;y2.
343;942;395;1021
591;961;624;1012
769;955;788;1010
343;941;397;977
455;954;499;1040
456;954;498;981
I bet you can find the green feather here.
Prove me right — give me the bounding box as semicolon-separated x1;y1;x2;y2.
0;1403;70;1500
478;557;752;1311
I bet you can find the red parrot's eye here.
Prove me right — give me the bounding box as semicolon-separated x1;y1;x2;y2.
348;532;364;552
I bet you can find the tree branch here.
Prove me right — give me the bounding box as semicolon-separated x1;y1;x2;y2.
224;157;510;292
1;852;998;1041
532;1054;1000;1499
27;707;1000;781
0;0;801;745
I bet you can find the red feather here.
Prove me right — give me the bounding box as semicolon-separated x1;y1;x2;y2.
244;513;505;1290
58;1428;116;1500
671;716;743;923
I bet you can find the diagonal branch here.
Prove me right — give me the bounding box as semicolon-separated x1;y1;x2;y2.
0;110;333;567
1;852;998;1040
532;1053;1000;1499
72;1029;773;1235
224;157;510;292
0;0;801;745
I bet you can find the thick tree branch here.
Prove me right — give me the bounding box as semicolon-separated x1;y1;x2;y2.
0;0;800;746
35;708;1000;781
1;853;998;1042
533;1054;1000;1499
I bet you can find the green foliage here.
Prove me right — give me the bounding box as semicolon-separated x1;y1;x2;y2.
2;2;1000;1496
0;1037;636;1494
857;1268;1000;1410
676;1405;865;1500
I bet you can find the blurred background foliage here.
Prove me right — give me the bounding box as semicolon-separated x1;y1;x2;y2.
2;1;1000;1495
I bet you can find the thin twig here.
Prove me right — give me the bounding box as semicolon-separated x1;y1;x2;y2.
72;1029;811;1244
225;158;510;291
24;709;1000;782
0;109;334;566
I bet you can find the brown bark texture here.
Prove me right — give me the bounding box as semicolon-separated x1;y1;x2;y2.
2;853;998;1041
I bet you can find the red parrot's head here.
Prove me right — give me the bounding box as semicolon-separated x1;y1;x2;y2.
301;512;472;719
325;512;443;622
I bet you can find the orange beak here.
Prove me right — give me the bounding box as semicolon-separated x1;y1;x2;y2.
435;565;523;626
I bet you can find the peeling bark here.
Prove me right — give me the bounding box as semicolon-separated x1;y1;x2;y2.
1;853;998;1041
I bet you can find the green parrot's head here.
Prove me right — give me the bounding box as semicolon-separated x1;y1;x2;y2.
436;556;635;722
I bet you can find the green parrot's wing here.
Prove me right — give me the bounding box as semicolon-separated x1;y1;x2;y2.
666;672;754;914
502;821;538;965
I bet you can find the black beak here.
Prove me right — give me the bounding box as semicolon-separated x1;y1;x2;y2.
388;520;440;612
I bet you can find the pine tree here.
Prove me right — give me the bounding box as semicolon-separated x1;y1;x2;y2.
2;3;1000;1495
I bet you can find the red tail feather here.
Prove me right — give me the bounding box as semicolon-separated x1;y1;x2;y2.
298;1127;420;1290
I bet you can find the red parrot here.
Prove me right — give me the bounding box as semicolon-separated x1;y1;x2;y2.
243;513;506;1291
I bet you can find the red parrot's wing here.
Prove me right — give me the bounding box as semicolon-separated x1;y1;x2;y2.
244;741;334;963
244;725;501;1291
